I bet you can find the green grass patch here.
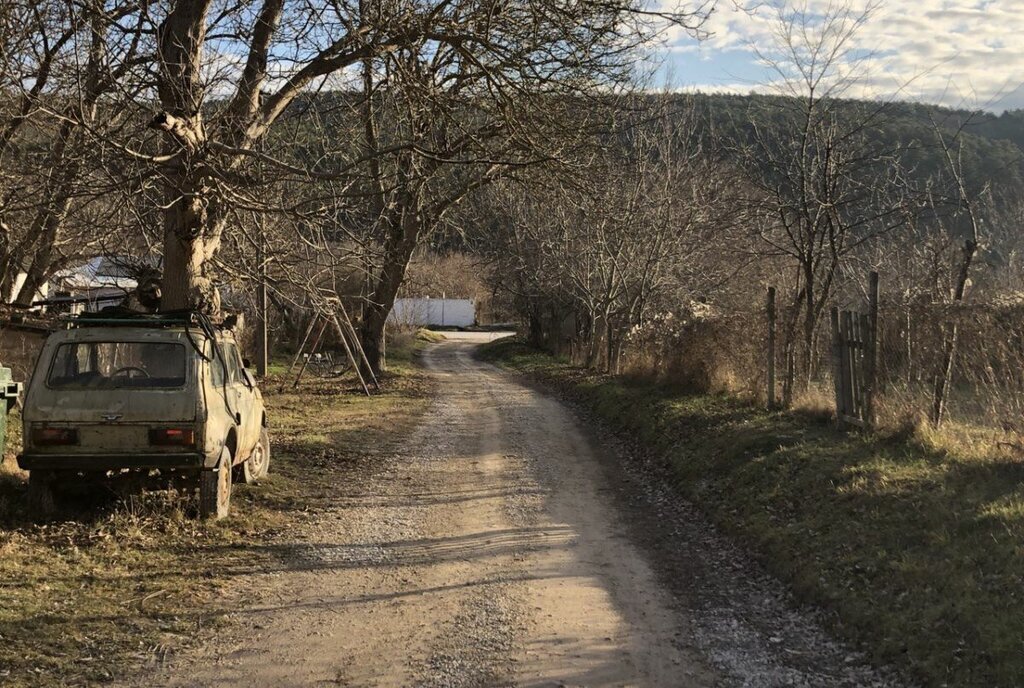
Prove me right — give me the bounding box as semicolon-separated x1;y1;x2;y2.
0;341;432;687
479;336;1024;688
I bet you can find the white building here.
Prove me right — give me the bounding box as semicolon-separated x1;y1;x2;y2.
45;257;140;313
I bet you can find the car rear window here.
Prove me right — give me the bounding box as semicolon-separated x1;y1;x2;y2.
47;341;187;389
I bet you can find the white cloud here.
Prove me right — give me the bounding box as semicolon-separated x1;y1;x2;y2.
665;0;1024;110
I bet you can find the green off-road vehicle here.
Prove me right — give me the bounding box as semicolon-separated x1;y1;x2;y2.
18;311;269;519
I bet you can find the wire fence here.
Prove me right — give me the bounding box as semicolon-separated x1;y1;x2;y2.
617;280;1024;444
875;301;1024;435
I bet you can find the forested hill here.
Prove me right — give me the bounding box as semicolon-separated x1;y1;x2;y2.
934;106;1024;151
682;92;1024;150
283;90;1024;198
680;92;1024;188
639;93;1024;234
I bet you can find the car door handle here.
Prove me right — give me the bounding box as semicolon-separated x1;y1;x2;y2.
235;412;242;425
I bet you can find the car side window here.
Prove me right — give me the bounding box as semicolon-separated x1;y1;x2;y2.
209;340;226;387
222;342;242;383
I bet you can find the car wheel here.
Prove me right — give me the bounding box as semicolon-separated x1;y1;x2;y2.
242;427;271;484
27;470;57;517
199;448;232;520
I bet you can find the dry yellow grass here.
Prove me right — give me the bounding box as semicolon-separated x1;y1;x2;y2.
0;350;431;687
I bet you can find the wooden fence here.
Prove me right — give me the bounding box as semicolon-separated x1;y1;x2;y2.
767;272;879;429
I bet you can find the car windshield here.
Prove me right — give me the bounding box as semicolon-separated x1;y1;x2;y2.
47;341;187;389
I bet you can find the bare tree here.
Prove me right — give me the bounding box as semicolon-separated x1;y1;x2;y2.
927;118;983;427
482;98;727;371
141;0;710;331
0;0;149;305
731;1;914;399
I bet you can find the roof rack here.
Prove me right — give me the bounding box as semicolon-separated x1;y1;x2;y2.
62;309;217;329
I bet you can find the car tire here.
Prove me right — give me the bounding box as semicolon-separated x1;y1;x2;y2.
199;448;232;520
27;471;57;517
242;427;271;484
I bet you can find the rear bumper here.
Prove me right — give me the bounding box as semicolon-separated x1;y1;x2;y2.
17;452;206;471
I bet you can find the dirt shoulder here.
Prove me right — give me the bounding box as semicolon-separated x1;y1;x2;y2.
0;357;431;687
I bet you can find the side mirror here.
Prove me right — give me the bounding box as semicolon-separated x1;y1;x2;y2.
242;358;252;369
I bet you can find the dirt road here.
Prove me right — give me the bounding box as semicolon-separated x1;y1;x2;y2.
138;334;900;687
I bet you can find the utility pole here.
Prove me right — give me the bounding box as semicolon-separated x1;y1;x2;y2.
256;213;268;377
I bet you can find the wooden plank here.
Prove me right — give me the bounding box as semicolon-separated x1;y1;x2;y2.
859;312;871;422
850;311;863;419
831;307;844;425
840;310;855;418
330;315;371;396
851;313;864;417
847;313;864;419
767;287;777;410
865;271;879;428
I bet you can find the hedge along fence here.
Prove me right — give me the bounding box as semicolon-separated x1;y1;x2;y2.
620;306;768;397
607;273;1024;445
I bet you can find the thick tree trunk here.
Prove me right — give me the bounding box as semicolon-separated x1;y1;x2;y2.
0;226;20;304
153;0;217;313
159;175;223;313
585;311;601;368
802;264;816;390
359;212;422;375
13;249;53;308
527;309;544;349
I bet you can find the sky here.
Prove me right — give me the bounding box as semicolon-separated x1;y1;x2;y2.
650;0;1024;112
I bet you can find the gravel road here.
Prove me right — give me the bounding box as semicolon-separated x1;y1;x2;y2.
136;333;904;687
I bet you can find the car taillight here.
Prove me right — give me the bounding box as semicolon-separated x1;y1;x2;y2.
32;427;79;446
149;428;196;447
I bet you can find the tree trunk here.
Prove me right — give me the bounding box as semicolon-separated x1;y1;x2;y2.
359;211;422;375
527;309;544;348
931;238;977;427
11;14;103;308
13;186;78;307
802;264;816;390
153;0;217;312
159;181;223;313
585;311;601;369
0;226;21;304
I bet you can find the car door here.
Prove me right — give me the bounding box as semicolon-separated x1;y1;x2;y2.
206;338;232;447
221;340;258;459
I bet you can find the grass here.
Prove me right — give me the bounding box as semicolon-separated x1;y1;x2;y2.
478;337;1024;688
0;344;432;687
386;327;446;365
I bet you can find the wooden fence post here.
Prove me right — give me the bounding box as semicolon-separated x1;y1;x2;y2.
767;287;777;410
830;306;844;428
865;271;879;429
